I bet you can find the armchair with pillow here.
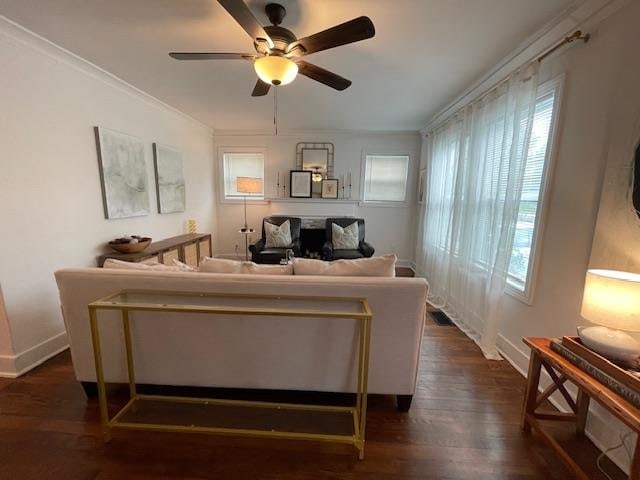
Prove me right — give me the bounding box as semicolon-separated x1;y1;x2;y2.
249;216;302;264
323;217;375;261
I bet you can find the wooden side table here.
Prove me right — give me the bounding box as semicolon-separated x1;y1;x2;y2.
97;233;212;267
521;337;640;479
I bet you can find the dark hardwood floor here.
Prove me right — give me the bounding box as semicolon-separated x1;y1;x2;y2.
0;319;624;479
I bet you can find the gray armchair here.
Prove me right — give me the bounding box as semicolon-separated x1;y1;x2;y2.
249;216;302;264
322;217;374;261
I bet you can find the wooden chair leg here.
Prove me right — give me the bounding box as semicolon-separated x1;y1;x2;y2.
521;351;542;432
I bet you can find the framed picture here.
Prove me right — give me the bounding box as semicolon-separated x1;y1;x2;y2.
418;168;426;205
290;170;312;198
153;143;185;213
94;126;150;219
321;179;339;199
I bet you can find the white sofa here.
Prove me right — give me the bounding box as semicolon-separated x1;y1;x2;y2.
55;268;428;409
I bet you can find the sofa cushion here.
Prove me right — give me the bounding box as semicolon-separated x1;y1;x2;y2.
242;262;293;275
199;257;244;274
332;222;359;249
172;260;197;272
292;254;397;277
103;258;193;272
265;220;292;248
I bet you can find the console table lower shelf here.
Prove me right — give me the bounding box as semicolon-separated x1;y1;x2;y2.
88;290;372;459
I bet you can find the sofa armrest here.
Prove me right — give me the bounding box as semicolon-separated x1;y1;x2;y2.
291;239;302;257
359;241;375;258
249;238;265;255
322;241;334;261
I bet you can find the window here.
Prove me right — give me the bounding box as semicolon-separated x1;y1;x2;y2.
506;80;560;296
420;78;561;302
362;155;409;203
222;151;265;200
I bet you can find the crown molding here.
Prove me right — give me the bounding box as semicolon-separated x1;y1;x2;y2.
213;128;421;138
0;15;213;136
421;0;631;135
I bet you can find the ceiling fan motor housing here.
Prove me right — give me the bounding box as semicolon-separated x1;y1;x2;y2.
263;25;297;53
265;3;286;26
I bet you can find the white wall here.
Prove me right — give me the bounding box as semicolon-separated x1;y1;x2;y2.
213;132;421;264
0;18;216;376
493;0;640;470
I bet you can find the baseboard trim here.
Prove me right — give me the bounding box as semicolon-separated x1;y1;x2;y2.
496;333;632;474
0;331;69;378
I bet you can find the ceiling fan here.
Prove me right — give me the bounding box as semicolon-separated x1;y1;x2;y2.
169;0;375;97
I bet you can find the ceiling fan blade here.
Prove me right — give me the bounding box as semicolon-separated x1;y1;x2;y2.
169;53;255;60
296;61;352;91
217;0;274;48
251;79;271;97
287;16;374;56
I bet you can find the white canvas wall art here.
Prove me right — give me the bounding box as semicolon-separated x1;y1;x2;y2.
95;127;150;219
153;143;186;213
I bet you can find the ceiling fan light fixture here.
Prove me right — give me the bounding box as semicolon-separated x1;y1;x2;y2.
254;55;298;86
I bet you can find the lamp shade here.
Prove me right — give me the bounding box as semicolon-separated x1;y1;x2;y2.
236;176;262;194
254;56;298;86
581;269;640;332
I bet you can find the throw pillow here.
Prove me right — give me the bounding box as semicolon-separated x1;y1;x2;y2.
265;220;292;248
198;257;244;274
292;254;397;277
332;222;359;250
242;262;293;275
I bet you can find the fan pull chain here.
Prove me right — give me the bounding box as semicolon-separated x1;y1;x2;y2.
273;87;279;136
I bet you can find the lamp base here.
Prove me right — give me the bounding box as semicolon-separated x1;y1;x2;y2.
577;326;640;362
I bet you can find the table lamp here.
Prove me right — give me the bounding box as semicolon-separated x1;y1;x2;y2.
579;269;640;362
236;177;262;233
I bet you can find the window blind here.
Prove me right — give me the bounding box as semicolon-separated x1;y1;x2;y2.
223;153;265;198
363;155;409;202
507;91;556;288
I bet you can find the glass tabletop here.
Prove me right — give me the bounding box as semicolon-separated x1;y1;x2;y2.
89;290;370;318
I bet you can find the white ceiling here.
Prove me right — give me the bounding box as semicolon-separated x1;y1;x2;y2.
0;0;577;132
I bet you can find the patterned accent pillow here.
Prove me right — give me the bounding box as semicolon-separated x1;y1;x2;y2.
332;222;359;250
265;220;292;248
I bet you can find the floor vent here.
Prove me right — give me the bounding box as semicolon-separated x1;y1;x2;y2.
430;311;453;326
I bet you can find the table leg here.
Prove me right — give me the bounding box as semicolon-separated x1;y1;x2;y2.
521;351;542;433
89;307;111;442
122;310;137;401
575;389;590;436
631;437;640;480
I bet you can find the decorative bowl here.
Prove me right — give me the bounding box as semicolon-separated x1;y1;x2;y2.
108;237;152;254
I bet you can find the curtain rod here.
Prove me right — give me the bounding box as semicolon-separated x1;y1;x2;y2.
424;28;592;136
537;30;590;63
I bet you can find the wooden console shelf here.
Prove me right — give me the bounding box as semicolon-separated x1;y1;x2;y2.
522;337;640;479
97;233;212;267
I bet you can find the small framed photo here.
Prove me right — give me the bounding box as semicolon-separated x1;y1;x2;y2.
290;170;312;198
321;179;339;199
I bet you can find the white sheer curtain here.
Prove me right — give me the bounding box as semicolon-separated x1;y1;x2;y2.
417;65;539;359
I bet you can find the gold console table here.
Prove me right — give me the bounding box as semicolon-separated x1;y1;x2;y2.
88;290;372;459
